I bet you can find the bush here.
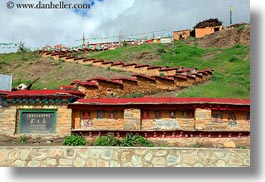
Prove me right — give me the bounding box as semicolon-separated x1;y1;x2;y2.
238;25;245;31
157;48;166;54
95;133;154;147
120;133;154;147
96;133;121;146
159;73;165;76
20;135;26;144
233;44;242;49
229;56;239;62
62;134;87;146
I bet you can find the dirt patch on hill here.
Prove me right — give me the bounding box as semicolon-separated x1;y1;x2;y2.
130;51;160;64
203;51;223;60
1;58;130;89
196;24;250;48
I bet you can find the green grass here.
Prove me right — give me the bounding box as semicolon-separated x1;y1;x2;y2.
75;43;167;61
0;51;40;63
0;41;250;98
83;41;250;99
140;41;249;99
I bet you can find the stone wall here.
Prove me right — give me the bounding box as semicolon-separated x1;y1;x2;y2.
71;107;250;132
72;110;124;130
0;106;17;136
0;146;250;167
0;105;72;137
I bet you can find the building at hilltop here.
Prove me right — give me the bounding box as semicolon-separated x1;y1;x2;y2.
194;18;223;38
172;29;191;41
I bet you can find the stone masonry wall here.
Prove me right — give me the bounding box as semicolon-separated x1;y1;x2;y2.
124;109;141;130
194;109;250;131
0;105;72;137
72;110;124;130
0;106;17;136
71;108;250;132
0;146;250;167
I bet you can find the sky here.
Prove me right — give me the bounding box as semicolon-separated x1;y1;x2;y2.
0;0;250;52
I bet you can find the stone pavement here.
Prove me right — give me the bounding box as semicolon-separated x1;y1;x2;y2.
0;146;250;167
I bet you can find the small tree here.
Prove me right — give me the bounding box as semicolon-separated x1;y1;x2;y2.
17;41;26;53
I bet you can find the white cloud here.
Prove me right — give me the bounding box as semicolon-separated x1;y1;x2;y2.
0;0;250;52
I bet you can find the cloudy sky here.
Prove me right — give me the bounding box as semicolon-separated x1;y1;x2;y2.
0;0;250;52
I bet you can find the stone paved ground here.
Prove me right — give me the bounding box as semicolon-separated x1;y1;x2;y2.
0;146;250;167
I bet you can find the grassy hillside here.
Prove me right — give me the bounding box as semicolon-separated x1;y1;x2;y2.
0;52;130;90
0;41;250;99
75;41;250;98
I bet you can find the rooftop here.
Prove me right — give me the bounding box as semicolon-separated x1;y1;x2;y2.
70;97;250;106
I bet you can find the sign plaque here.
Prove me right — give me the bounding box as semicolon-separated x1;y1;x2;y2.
20;111;56;134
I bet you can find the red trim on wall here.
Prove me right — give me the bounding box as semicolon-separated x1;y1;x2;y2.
71;97;250;106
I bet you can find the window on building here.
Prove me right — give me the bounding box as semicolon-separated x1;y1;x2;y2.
246;112;250;123
155;111;161;119
81;111;93;128
142;110;150;119
169;111;176;118
212;113;223;123
97;110;105;119
81;111;91;120
228;112;237;126
182;110;194;118
109;111;116;119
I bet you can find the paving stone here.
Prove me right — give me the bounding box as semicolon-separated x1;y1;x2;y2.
0;150;7;161
121;162;133;167
97;159;109;167
152;157;166;165
88;149;101;159
44;158;57;166
8;150;18;161
0;160;8;166
243;158;250;166
110;160;120;167
215;159;226;167
131;155;142;165
144;153;153;162
166;154;180;165
228;156;243;167
65;149;76;158
59;159;72;166
86;159;96;167
134;149;147;156
31;149;48;160
73;157;85;167
14;160;26;167
182;150;199;165
120;151;133;163
19;150;30;161
28;160;41;167
77;149;89;159
101;149;112;160
49;149;62;158
155;150;168;156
